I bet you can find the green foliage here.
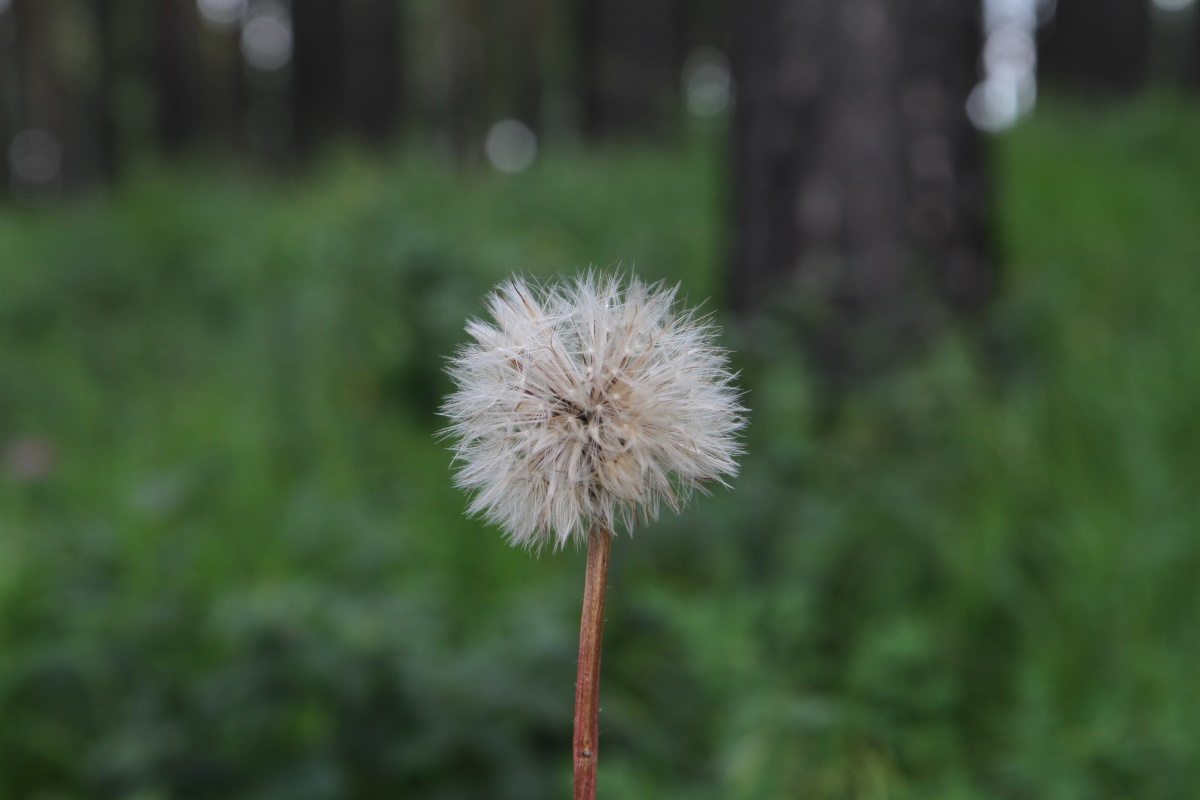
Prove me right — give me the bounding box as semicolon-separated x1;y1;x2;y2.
2;99;1199;798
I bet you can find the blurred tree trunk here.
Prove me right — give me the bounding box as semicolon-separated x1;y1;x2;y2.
677;0;732;60
0;1;18;193
191;5;247;152
94;0;119;180
8;0;40;132
1038;0;1150;94
510;0;546;131
292;0;347;152
7;0;64;200
344;0;403;145
152;0;202;151
730;0;994;379
443;0;481;162
434;0;546;160
1194;6;1200;90
577;0;681;139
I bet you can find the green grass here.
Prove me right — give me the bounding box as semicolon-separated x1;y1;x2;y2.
1;98;1199;799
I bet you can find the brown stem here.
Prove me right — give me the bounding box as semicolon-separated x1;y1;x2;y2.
573;524;612;800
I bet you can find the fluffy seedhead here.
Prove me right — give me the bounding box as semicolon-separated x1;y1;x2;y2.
442;272;745;550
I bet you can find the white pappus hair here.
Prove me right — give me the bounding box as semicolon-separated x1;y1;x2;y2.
441;272;746;550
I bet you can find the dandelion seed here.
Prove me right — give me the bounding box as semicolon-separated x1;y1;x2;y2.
441;272;745;551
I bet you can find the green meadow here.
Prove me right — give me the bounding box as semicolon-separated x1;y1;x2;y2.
1;98;1198;798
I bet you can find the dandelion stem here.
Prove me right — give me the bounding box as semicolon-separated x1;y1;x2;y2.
573;524;611;800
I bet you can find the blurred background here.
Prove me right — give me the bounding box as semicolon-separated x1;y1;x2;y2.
2;0;1199;798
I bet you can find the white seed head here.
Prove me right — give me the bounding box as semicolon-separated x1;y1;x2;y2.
441;272;746;550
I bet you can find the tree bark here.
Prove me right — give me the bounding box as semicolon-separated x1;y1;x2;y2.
730;0;994;379
1038;0;1150;94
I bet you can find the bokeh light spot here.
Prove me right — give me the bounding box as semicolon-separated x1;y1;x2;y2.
241;1;292;72
1153;0;1194;11
197;0;245;27
972;0;1039;132
984;26;1035;75
967;76;1036;132
8;128;62;204
3;437;58;482
682;47;733;118
485;120;538;174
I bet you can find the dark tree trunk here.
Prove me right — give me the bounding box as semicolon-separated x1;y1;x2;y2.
0;0;18;193
152;0;202;151
229;31;250;152
1039;0;1150;94
7;0;64;201
1194;5;1200;90
443;0;481;163
676;0;732;64
510;0;546;131
730;0;994;378
577;0;681;139
8;0;40;129
344;0;402;144
94;0;119;180
292;0;347;152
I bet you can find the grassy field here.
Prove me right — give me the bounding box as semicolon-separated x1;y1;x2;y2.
1;98;1198;799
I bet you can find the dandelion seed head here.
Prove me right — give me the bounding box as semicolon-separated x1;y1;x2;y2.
441;272;746;551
